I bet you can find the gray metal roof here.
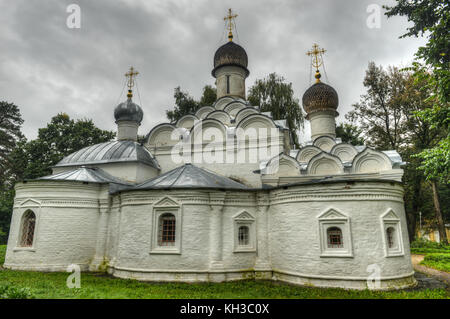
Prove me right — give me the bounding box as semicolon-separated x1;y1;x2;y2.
36;166;132;185
55;140;160;169
112;163;249;193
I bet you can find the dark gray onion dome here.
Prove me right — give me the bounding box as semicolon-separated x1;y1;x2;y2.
212;41;249;77
302;82;339;115
55;140;159;169
114;97;144;123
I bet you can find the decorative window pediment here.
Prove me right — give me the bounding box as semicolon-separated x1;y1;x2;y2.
150;197;182;254
233;211;256;253
19;198;41;208
380;209;404;257
153;196;180;208
317;208;353;258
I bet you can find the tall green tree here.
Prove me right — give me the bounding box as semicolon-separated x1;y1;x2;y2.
0;113;115;244
346;62;407;150
19;113;116;180
347;62;447;242
385;0;449;244
335;123;365;145
248;73;304;148
166;85;217;122
0;102;24;187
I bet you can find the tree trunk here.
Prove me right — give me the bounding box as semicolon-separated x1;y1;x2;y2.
431;180;448;245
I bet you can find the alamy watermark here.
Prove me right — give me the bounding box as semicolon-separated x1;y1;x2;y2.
366;263;381;289
66;4;81;29
66;264;81;288
366;4;381;29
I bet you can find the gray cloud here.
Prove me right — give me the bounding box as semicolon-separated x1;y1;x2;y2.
0;0;426;141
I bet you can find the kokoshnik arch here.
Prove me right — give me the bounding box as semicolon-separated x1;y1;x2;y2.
4;9;416;290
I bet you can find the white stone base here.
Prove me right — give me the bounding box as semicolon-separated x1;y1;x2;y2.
106;266;416;290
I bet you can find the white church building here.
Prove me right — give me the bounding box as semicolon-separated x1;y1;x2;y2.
4;12;416;290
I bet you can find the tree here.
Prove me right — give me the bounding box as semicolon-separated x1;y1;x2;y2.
166;85;217;122
347;62;447;242
346;62;407;151
247;73;304;148
385;0;449;244
0;102;24;187
18;113;116;180
335;123;365;145
0;113;115;243
199;85;217;107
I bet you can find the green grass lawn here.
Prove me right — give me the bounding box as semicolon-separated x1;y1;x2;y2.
420;253;450;273
411;240;450;273
0;245;448;299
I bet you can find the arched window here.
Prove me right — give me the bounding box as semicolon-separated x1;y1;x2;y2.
327;227;343;248
20;210;36;247
386;227;395;248
238;226;249;246
158;213;176;246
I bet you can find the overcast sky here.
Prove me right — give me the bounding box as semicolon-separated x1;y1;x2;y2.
0;0;426;141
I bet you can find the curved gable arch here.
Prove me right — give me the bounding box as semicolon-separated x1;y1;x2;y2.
176;114;199;130
214;97;235;110
296;145;322;164
307;152;344;175
351;148;392;173
206;110;231;126
330;143;358;162
264;153;301;176
223;101;247;117
236;113;277;131
313;136;336;152
235;107;259;124
145;123;179;148
195;106;215;119
190;118;227;144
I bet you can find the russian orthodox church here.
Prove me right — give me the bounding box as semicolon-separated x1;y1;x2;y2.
4;10;416;290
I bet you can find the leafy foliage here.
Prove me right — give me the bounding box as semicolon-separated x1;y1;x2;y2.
335;123;364;145
421;253;450;272
166;85;217;122
0;102;24;187
0;284;35;299
248;73;304;148
346;62;407;150
17;113;115;180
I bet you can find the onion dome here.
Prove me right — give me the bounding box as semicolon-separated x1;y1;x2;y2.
212;41;249;77
302;71;339;116
114;96;143;124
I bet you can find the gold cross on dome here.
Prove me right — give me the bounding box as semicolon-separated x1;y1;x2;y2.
306;43;326;69
125;66;139;90
224;8;238;41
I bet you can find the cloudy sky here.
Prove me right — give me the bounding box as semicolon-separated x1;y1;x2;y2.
0;0;426;141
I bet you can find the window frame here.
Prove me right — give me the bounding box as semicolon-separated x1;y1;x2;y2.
150;197;182;255
318;208;353;258
14;199;41;252
380;209;404;257
233;211;256;253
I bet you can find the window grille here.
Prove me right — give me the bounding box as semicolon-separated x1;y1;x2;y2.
238;226;249;246
20;211;36;247
327;227;343;248
158;213;176;246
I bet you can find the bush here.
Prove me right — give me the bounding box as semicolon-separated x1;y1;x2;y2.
410;238;450;250
0;284;35;299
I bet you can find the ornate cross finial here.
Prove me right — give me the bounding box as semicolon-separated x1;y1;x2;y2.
125;66;139;98
306;44;326;83
224;8;238;42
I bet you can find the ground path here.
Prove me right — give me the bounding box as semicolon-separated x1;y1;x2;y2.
411;254;450;287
